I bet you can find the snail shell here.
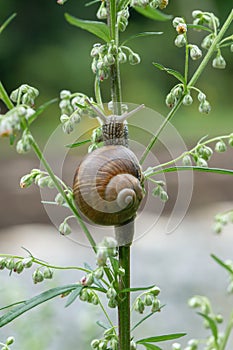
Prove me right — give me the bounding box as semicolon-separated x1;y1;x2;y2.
73;145;144;226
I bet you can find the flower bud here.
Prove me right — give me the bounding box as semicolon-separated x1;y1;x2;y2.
118;17;128;32
79;289;89;302
198;100;211;114
144;294;153;306
97;3;107;19
62;121;74;134
59;220;72;236
108;298;118;308
201;146;213;161
20;173;34;188
173;86;183;98
182;154;192;166
37;175;50;188
160;190;169;202
43;267;53;279
201;34;214;50
172;343;182;350
22;257;33;268
0;258;7;270
97;247;108;266
6;337;15;346
158;0;168;10
151;298;160;312
190;45;202;60
91;339;100;349
172;17;185;28
129;52;141;65
14;261;24;274
60;90;71;99
215;140;227;153
33;269;44;284
110;339;118;350
230;44;233;52
212;55;226;69
228;135;233;147
118;51;127;63
197;91;206;102
104;53;115;66
130;340;137;350
196;158;208;167
6;258;15;270
16;139;31;154
107;287;117;299
94;267;104;279
182;93;193;106
165;92;176;108
81;273;94;286
91;294;99;305
215;314;223;323
134;298;145;314
55;193;65;206
192;10;202;18
174;34;186;47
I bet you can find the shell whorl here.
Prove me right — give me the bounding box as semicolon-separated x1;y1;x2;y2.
73;145;144;226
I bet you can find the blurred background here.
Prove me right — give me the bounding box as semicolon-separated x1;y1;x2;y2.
0;0;233;349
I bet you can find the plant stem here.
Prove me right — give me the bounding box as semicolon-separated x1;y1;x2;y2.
220;311;233;350
140;8;233;165
0;81;14;109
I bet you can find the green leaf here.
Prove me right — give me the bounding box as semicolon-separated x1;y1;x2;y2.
122;31;162;45
0;284;78;327
119;285;155;294
137;333;186;344
197;312;218;341
0;13;17;35
65;285;83;307
187;24;212;33
211;254;233;275
141;344;162;350
96;320;109;330
132;306;166;332
85;0;99;6
65;139;91;148
153;63;185;84
134;6;172;21
149;166;233;177
65;13;111;42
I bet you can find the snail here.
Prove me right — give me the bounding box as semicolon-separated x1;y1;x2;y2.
73;102;145;226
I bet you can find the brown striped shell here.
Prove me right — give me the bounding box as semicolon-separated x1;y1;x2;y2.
73;145;144;226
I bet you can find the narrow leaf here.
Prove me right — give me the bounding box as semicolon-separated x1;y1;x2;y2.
153;63;185;84
137;333;186;344
187;24;212;33
0;284;78;327
198;312;218;341
134;6;172;21
149;166;233;177
85;0;99;6
119;285;155;294
66;139;91;148
65;285;83;307
211;254;233;274
141;344;162;350
0;300;25;311
96;320;109;330
0;13;17;35
122;31;162;45
132;305;166;331
65;13;110;42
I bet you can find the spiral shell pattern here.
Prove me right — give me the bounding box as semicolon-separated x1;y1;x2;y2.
73;145;144;226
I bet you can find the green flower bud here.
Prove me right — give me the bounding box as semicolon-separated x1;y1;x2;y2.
118;17;128;32
60;90;71;99
20;173;34;188
96;247;108;266
22;257;33;268
230;44;233;52
190;45;202;60
14;261;24;274
150;286;161;296
59;220;72;236
107;287;117;299
104;53;115;66
16;139;31;154
172;344;181;350
99;341;107;350
174;34;186;48
165;92;176;108
55;193;65;206
79;289;89;302
118;267;125;276
197;91;206;102
196;157;208;167
188;297;201;308
0;258;7;270
33;269;44;284
129;52;141;65
228;135;233;147
160;190;169;202
91;295;99;305
37;176;50;188
212;55;226;69
97;3;107;19
91;339;100;349
173;85;183;98
130;340;137;350
81;273;94;286
6;258;15;270
108;298;118;308
6;336;15;346
134;298;145;314
192;10;202;18
144;294;153;306
215;140;227;153
110;339;118;350
176;23;187;35
215;314;223;323
43;267;53;279
62;121;74;134
201;146;213;161
199;100;211;114
201;34;214;50
182;93;193;106
94;267;104;279
151;298;160;312
70;112;81;124
172;17;185;28
182;154;192;166
118;51;127;63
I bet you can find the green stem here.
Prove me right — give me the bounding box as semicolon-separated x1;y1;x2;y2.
184;35;189;87
220;311;233;350
0;81;14;109
140;9;233;165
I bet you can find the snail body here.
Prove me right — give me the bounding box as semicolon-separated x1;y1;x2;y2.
73;145;144;226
